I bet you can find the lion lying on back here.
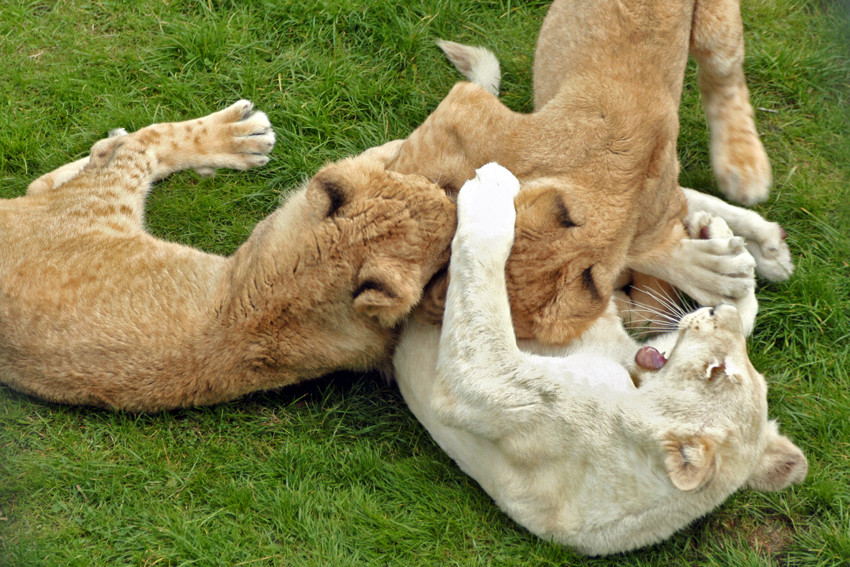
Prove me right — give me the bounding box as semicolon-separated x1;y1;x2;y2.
0;101;455;412
393;164;807;555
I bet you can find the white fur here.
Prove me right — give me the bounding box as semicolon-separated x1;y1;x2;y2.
393;164;806;555
683;188;794;281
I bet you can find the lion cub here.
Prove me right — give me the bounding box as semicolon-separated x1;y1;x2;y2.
393;164;806;555
435;37;793;334
0;102;455;411
388;0;773;345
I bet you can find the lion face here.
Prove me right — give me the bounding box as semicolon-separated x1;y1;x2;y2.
416;179;621;346
305;156;456;328
228;151;456;373
506;182;620;344
640;305;807;493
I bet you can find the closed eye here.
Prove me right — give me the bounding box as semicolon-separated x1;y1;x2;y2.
354;279;395;299
581;266;600;300
557;198;577;228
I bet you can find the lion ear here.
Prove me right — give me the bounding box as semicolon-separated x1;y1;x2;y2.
412;269;448;325
353;259;422;327
662;433;719;492
307;159;373;219
745;422;808;492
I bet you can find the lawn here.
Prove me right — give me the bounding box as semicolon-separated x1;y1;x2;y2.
1;0;848;565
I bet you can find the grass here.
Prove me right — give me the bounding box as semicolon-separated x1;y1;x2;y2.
0;0;848;564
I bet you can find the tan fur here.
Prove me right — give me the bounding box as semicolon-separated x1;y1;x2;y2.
390;0;770;344
0;102;454;412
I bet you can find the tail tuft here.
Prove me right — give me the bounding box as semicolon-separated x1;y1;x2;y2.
436;39;501;96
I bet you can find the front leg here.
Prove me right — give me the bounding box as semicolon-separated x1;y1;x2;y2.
631;223;756;308
45;101;275;231
683;187;793;281
691;0;772;204
27;128;128;196
684;211;758;335
432;163;557;439
631;213;758;336
123;100;276;181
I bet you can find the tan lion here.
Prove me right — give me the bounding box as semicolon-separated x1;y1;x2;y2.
388;0;778;345
0;101;455;412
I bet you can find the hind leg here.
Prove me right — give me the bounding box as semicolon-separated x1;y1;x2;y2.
691;0;771;205
57;101;274;228
27;129;128;196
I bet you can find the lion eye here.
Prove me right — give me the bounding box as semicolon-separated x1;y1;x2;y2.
323;181;346;217
354;279;395;300
581;266;600;300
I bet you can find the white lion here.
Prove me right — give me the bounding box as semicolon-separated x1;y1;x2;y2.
392;164;806;556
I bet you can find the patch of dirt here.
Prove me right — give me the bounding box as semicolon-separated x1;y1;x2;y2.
714;512;797;559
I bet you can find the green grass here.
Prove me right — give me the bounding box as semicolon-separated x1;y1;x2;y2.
1;0;848;564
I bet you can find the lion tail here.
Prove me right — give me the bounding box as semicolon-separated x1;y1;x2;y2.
436;39;501;96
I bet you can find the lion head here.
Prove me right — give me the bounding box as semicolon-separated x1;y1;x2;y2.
221;148;456;376
416;176;628;345
637;304;807;495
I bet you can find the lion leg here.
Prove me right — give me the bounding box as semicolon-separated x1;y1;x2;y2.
628;216;755;312
683;187;792;280
691;0;771;205
27;156;93;196
55;101;274;228
630;211;759;335
26;128;128;196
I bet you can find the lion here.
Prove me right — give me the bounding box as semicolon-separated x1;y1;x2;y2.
386;0;778;345
0;101;455;412
393;164;807;555
435;37;794;335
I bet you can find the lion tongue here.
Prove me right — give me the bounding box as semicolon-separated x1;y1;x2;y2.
635;346;667;370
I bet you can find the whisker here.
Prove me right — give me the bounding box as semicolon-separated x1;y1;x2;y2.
615;280;713;339
628;298;681;325
634;285;691;321
639;285;684;316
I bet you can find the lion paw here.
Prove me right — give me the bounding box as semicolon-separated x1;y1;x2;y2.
711;125;772;205
454;163;520;266
673;213;757;306
192;100;276;174
686;210;734;240
684;212;760;334
689;203;793;281
744;222;793;282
